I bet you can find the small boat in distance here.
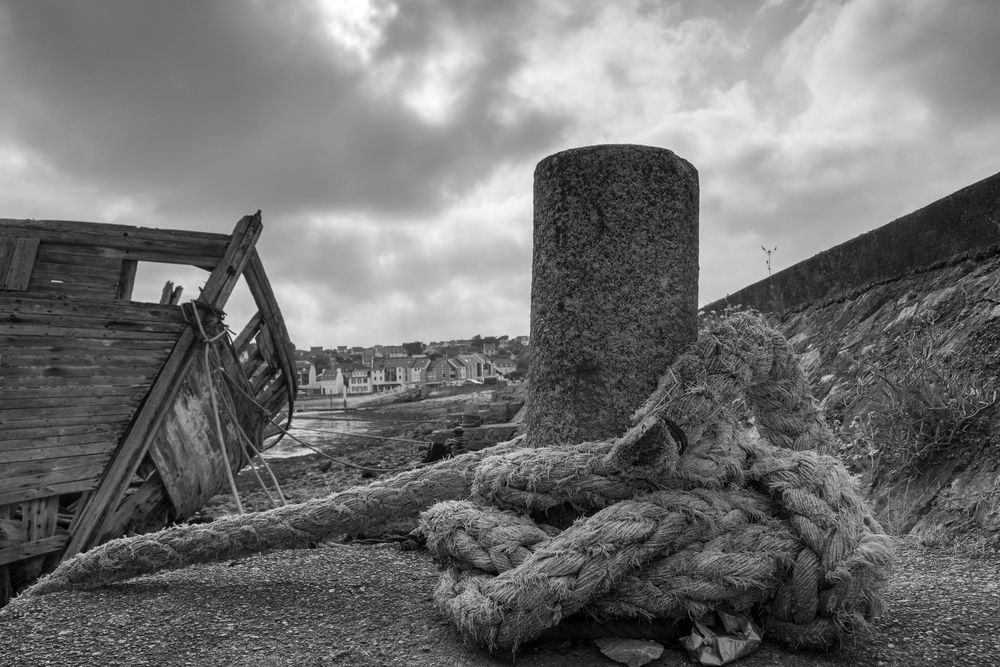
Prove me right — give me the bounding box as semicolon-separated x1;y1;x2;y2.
0;212;297;603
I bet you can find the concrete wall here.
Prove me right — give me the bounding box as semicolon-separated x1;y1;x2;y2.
702;170;1000;314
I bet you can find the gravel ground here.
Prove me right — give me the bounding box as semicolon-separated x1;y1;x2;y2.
1;538;998;666
4;395;998;666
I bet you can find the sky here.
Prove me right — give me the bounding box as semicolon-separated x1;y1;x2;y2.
2;0;998;349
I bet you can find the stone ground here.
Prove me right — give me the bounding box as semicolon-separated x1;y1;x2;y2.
3;390;998;666
1;539;998;666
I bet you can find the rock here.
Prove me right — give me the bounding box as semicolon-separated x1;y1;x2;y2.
594;638;664;667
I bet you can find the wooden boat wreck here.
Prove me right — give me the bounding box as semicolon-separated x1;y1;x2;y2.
0;212;297;604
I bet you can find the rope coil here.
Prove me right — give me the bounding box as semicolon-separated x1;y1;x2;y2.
15;311;892;654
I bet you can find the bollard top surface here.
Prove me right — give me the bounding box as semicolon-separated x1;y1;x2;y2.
535;143;696;176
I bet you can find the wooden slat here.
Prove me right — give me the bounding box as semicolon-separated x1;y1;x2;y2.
0;391;140;410
0;219;230;266
0;505;11;603
100;472;172;543
0;337;179;354
1;314;186;335
0;295;187;324
0;465;106;505
198;212;262;309
0;323;182;339
0;237;40;291
0;422;122;445
159;281;184;305
232;310;263;353
0;481;97;507
0;518;26;548
0;385;141;401
0;535;69;567
1;351;171;369
115;260;138;300
148;374;230;517
0;441;114;463
0;411;135;431
32;257;121;280
39;241;218;269
2;453;111;480
0;376;154;389
1;363;164;378
0;399;139;420
20;496;59;579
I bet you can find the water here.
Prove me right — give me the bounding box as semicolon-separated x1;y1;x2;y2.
263;413;373;459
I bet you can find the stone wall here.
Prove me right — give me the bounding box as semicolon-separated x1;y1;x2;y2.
702;169;1000;314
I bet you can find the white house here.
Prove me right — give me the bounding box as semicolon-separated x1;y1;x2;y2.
349;368;372;394
295;361;317;394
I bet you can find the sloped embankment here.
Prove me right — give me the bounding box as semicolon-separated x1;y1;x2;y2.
781;252;1000;542
704;169;1000;543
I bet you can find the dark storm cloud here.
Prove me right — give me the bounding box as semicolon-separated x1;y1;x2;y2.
4;0;998;345
0;0;567;224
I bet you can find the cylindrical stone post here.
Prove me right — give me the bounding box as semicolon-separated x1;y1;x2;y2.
526;144;699;448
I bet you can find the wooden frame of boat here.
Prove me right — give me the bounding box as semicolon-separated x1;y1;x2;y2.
0;211;297;603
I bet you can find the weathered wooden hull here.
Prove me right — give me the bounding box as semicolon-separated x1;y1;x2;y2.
0;213;296;603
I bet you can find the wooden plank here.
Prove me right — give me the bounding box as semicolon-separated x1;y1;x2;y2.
40;243;222;269
0;518;26;548
0;323;182;339
1;351;171;370
159;281;184;305
0;535;69;567
0;505;10;603
0;441;114;463
1;311;186;334
0;385;140;401
0;295;187;324
0;392;139;410
0;220;230;265
198;212;262;309
20;496;59;579
115;259;138;300
232;310;263;353
0;466;106;506
32;257;122;280
0;480;97;508
0;422;122;445
240;349;265;379
1;363;164;378
2;453;111;481
0;238;40;291
0;399;138;420
148;381;223;517
0;376;154;389
100;472;172;542
0;412;136;432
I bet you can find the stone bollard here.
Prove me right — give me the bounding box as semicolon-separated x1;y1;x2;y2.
526;144;699;447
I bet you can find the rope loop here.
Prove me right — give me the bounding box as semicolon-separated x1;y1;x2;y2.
419;310;894;651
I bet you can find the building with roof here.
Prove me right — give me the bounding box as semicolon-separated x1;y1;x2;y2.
491;357;516;377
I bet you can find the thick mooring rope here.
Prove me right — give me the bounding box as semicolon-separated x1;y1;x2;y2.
15;311;892;653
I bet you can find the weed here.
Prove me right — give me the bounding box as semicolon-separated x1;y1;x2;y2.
835;319;998;489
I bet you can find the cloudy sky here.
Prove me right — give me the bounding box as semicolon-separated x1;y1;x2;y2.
2;1;998;348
